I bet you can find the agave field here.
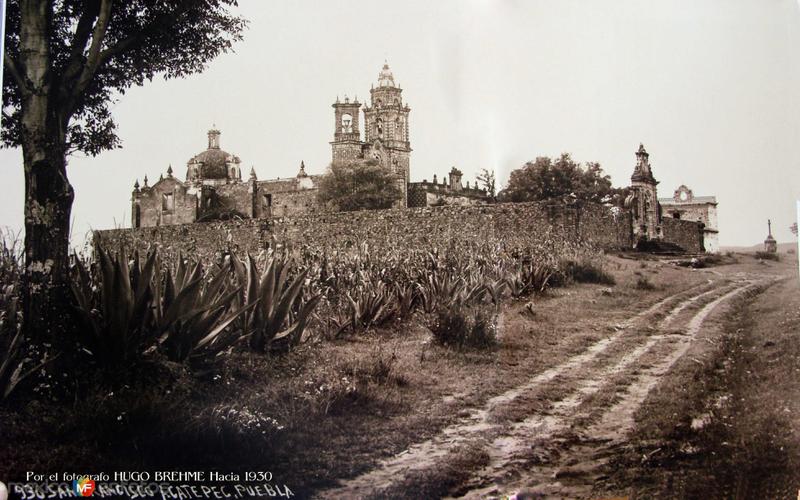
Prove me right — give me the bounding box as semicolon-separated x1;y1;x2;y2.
0;224;609;401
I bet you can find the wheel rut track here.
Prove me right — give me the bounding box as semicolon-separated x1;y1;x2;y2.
453;276;775;499
315;278;756;499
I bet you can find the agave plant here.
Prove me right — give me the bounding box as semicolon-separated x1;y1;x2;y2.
153;258;254;364
506;261;554;298
346;280;395;333
70;247;159;366
418;270;490;313
232;253;321;353
394;282;418;319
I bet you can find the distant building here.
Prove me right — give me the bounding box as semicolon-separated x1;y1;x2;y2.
764;219;778;253
659;185;719;253
130;63;488;228
408;167;489;207
131;128;317;228
625;144;710;253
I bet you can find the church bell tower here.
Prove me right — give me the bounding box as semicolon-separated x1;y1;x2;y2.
331;95;363;164
628;143;661;241
363;62;412;205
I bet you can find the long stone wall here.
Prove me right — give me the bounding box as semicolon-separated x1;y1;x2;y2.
94;202;634;264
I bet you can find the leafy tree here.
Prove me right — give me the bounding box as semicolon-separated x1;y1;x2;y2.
2;0;246;338
499;153;626;205
475;168;496;198
317;160;402;212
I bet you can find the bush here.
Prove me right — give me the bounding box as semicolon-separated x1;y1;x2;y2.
430;305;497;349
635;275;656;291
755;251;780;261
559;258;615;285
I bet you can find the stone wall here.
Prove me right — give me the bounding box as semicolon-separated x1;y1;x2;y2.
661;217;705;253
96;202;634;265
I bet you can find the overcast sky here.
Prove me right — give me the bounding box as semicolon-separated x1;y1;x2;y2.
1;0;799;247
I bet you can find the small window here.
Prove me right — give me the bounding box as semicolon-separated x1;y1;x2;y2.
263;194;272;208
162;192;174;212
341;113;353;133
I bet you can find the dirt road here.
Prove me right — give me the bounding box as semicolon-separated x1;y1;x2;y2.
319;258;795;499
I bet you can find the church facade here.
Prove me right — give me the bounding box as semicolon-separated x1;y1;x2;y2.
131;63;487;228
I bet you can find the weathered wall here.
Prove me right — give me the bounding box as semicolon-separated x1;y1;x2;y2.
134;177;197;228
661;217;705;253
209;182;255;219
96;202;634;265
660;200;718;253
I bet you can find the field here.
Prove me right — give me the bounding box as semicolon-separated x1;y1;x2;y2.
1;241;798;499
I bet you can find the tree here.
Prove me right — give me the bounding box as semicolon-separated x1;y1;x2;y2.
2;0;246;338
498;153;626;205
317;160;402;212
475;168;496;198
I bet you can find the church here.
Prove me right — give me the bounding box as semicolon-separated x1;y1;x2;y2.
625;144;719;253
130;63;490;228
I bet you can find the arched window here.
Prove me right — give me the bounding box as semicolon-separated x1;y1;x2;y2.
376;118;383;137
395;118;402;139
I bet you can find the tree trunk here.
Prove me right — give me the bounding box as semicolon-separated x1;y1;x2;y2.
18;0;75;340
22;152;74;340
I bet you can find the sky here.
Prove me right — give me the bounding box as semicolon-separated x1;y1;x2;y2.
1;0;799;248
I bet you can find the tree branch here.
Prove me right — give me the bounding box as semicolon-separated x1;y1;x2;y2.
72;0;113;99
61;0;102;85
3;53;28;94
95;3;193;68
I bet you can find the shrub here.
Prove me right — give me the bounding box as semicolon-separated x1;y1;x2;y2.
559;258;616;285
430;304;497;349
755;251;780;261
635;275;656;291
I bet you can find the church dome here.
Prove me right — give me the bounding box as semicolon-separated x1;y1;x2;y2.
187;129;240;180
